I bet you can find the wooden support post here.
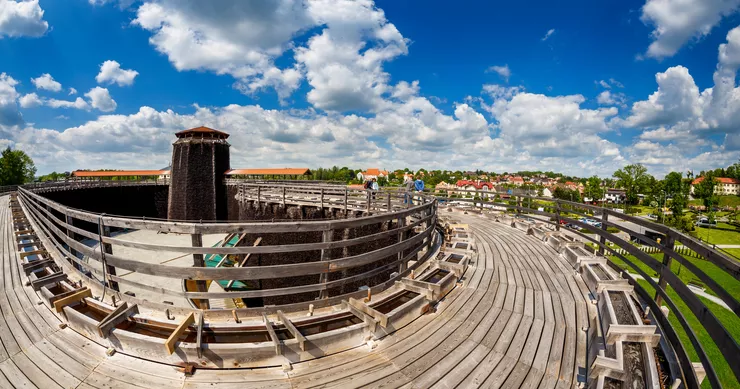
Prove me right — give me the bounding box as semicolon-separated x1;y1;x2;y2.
191;233;210;310
555;202;561;231
366;190;371;213
320;188;324;210
277;310;307;351
655;235;674;305
599;212;608;255
387;192;391;212
225;237;262;289
262;313;282;356
398;217;406;273
196;312;204;358
318;229;333;299
282;187;286;208
165;312;195;355
53;288;92;313
99;221;119;291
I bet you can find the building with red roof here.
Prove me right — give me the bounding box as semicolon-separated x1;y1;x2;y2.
691;176;740;195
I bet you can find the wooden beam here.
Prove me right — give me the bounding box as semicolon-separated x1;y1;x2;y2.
96;302;137;338
191;234;209;310
22;258;54;274
277;310;306;351
14;229;33;236
53;288;92;313
31;272;67;290
20;249;45;259
164;312;195;355
262;313;281;356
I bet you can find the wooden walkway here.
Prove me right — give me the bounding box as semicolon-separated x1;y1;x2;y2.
0;197;590;388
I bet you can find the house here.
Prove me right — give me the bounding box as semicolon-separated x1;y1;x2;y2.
691;177;740;195
455;180;496;197
510;176;525;186
358;168;390;181
435;181;455;192
542;188;553;198
604;189;626;203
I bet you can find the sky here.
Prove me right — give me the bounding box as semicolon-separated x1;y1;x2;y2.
1;0;740;177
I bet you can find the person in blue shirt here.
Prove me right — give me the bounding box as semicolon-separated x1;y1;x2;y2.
412;176;424;204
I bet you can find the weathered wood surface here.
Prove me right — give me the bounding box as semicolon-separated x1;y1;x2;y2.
0;195;590;388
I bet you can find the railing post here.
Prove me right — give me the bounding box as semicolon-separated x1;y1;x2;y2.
343;188;348;217
387;192;391;212
555;202;561;231
320;188;324;211
257;186;261;209
191;233;210;310
98;218;119;291
64;212;82;271
599;212;608;256
655;235;675;306
366;190;371;213
398;216;406;273
516;196;521;215
319;229;333;299
282;187;286;208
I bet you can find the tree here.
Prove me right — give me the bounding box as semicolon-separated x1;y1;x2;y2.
0;147;36;185
694;174;718;221
663;171;687;218
584;176;604;203
613;164;650;213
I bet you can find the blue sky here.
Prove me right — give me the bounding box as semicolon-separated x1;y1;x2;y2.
1;0;739;176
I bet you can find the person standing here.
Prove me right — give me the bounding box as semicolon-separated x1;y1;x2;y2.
413;176;425;204
404;175;414;204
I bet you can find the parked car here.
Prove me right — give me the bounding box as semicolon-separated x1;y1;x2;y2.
696;218;717;228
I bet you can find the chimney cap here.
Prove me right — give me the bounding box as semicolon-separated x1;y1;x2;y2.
175;126;229;139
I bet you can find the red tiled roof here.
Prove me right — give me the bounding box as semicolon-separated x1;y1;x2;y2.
455;180;494;189
717;177;740;184
225;168;311;176
72;170;167;177
693;177;740;185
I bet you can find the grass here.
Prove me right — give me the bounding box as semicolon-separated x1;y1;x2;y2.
720;248;740;260
689;195;740;209
692;224;740;245
634;279;740;388
608;251;740;298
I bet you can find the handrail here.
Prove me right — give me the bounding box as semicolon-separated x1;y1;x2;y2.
435;191;739;387
17;182;438;312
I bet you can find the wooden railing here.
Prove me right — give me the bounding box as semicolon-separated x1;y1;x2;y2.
16;184;438;317
433;188;739;389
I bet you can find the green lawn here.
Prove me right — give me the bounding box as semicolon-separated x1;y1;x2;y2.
689;195;740;209
721;248;740;260
692;225;740;245
608;250;740;299
635;280;740;388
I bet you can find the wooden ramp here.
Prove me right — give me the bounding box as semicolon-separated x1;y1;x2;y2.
0;195;589;388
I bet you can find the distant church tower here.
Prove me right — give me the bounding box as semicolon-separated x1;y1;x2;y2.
167;126;231;221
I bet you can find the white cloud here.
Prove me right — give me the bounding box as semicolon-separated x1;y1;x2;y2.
95;60;139;86
132;0;408;110
486;65;511;82
391;80;419;100
47;97;91;110
0;72;22;126
18;92;42;108
625;66;705;128
541;28;555;41
641;0;740;59
68;87;77;95
609;78;624;88
597;90;627;107
55;115;69;120
0;0;48;38
84;87;116;112
31;73;62;92
597;80;610;89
